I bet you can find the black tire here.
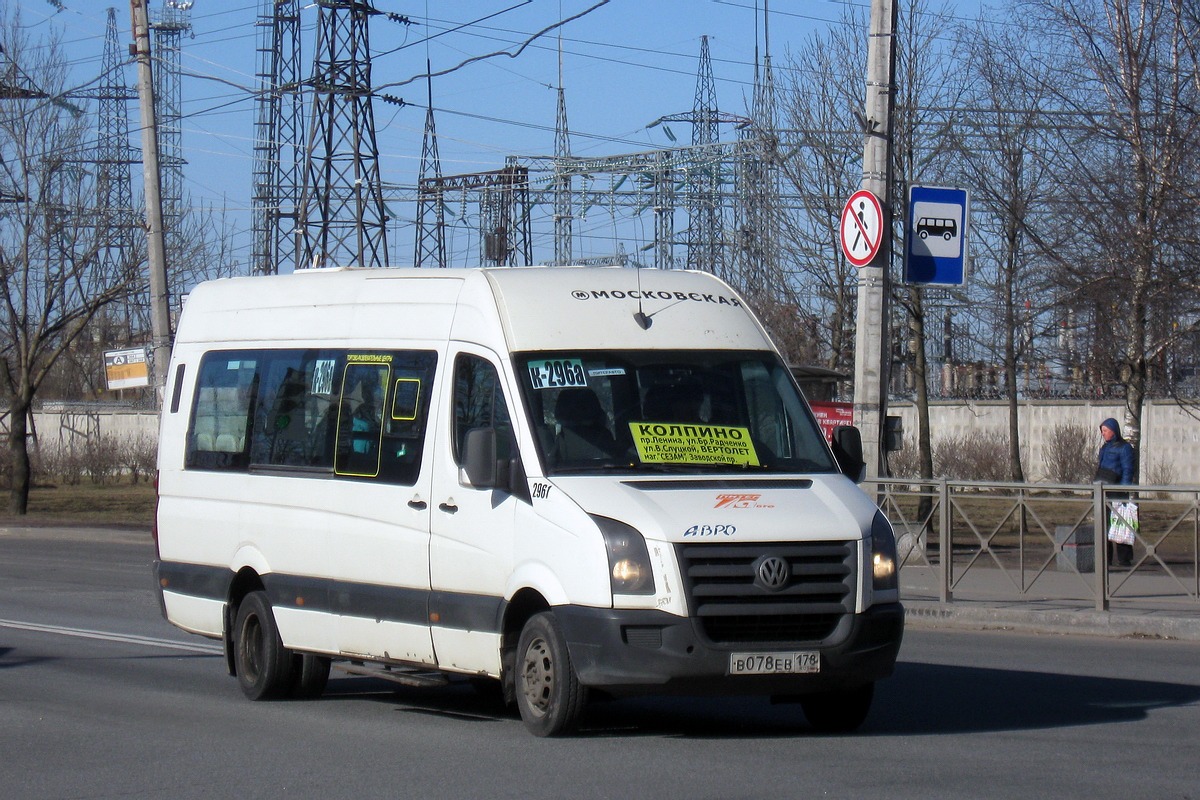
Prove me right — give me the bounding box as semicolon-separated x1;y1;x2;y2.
289;654;331;699
232;590;294;700
799;683;874;733
514;612;588;737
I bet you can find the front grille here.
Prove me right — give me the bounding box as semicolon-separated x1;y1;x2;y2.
676;541;856;644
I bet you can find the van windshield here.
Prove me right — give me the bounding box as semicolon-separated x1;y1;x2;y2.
515;350;837;476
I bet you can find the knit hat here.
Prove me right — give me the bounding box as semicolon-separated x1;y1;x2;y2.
1100;418;1123;439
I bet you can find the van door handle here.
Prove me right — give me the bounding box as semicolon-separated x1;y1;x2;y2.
438;501;458;514
407;499;427;511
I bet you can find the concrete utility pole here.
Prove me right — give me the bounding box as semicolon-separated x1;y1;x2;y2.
129;0;173;400
852;0;898;479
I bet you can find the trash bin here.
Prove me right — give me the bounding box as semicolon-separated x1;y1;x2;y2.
1055;524;1094;573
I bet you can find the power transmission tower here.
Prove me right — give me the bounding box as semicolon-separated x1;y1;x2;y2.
0;31;45;203
415;165;531;267
734;14;781;303
0;42;47;99
413;68;446;268
151;0;192;279
651;149;676;270
552;84;573;265
87;8;142;340
686;36;724;277
484;162;532;266
298;0;389;269
652;37;747;278
252;0;304;274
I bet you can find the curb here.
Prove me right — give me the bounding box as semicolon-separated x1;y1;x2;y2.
903;602;1200;641
0;525;151;546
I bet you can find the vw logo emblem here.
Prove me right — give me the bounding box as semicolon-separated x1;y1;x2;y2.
754;555;790;591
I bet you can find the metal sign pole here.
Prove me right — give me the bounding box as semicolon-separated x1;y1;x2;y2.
129;0;173;404
852;0;898;479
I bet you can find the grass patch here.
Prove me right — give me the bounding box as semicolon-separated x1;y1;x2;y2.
0;480;155;528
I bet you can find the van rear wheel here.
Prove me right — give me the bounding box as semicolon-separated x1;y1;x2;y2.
289;654;331;699
799;682;874;733
233;590;294;700
514;612;588;737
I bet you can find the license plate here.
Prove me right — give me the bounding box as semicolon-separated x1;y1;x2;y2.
729;651;820;675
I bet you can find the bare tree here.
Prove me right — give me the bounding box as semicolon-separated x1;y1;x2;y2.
1024;0;1200;475
777;10;867;378
0;12;136;512
889;0;971;481
777;0;967;482
949;13;1059;481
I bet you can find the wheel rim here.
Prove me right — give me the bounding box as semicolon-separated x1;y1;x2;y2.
241;615;264;684
519;635;553;717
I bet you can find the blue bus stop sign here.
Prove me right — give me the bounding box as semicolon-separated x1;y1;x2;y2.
905;185;969;286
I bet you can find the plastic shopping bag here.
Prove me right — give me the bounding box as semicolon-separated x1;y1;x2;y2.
1108;501;1138;545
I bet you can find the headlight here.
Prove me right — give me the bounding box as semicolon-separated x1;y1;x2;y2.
871;510;899;591
591;515;655;596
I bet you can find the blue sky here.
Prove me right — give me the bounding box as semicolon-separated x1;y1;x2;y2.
26;0;981;269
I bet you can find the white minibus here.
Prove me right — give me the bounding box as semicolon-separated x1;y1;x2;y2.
154;266;903;736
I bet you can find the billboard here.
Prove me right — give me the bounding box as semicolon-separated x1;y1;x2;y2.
104;347;150;391
809;401;854;443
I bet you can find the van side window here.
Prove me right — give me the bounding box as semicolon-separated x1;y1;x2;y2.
335;363;388;477
250;351;341;470
452;354;513;464
188;348;436;485
186;354;259;471
332;353;436;484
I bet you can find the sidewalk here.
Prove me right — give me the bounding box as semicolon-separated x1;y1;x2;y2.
900;564;1200;641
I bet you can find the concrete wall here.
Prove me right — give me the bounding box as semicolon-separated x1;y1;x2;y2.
12;409;159;453
889;400;1200;485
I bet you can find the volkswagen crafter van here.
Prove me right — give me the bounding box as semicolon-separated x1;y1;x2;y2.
154;266;903;736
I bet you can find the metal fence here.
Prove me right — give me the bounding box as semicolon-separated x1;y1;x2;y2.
868;479;1200;611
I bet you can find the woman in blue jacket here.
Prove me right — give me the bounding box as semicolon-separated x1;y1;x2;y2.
1096;418;1135;566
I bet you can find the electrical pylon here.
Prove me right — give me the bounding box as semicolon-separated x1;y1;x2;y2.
252;0;305;274
298;0;388;269
552;85;572;266
94;8;142;335
651;37;745;277
734;19;780;302
414;68;446;268
689;36;721;276
65;8;143;343
151;0;191;275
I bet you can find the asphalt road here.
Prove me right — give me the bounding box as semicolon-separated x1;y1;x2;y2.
2;527;1198;800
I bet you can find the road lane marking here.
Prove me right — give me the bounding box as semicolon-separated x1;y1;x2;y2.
0;618;222;654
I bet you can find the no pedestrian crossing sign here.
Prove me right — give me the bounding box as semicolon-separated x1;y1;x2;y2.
906;185;969;286
840;189;883;268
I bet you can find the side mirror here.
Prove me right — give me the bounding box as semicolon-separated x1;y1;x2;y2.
461;427;499;488
831;425;866;483
461;427;529;501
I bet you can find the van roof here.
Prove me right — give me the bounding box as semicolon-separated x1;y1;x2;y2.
175;266;774;353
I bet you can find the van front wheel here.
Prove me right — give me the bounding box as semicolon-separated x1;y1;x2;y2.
514;612;588;737
233;590;294;700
